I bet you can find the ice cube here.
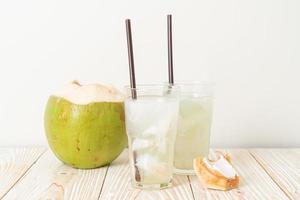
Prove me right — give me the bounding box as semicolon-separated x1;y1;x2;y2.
136;154;170;182
141;126;157;136
132;138;155;151
156;137;168;154
125;98;178;139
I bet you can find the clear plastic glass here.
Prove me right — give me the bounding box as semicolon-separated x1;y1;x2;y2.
124;85;179;189
172;81;214;175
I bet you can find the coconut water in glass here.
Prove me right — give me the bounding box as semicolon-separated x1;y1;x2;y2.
124;85;179;189
173;82;214;175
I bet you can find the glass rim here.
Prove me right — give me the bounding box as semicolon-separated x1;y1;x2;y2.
166;80;215;86
124;84;180;92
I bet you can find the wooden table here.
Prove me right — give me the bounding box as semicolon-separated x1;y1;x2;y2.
0;148;299;200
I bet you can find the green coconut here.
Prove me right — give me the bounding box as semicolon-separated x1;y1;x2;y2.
44;81;127;169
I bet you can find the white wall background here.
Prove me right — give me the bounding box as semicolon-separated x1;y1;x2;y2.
0;0;299;147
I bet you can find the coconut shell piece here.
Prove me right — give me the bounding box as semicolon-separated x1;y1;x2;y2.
193;151;239;191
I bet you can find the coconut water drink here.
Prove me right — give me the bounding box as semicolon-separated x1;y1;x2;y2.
174;96;213;173
173;82;214;175
124;86;179;189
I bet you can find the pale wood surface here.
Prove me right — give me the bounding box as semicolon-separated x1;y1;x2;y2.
250;148;300;200
0;148;298;200
189;149;289;200
3;150;108;200
0;147;46;199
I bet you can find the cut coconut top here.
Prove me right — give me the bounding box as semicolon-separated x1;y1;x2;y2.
203;152;237;179
54;80;124;104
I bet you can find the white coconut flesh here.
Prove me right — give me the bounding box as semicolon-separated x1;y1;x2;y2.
203;155;237;179
54;81;124;105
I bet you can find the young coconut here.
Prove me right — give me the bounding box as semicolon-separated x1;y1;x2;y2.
44;81;127;169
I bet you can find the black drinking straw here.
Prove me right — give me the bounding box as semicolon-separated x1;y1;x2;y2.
167;14;174;85
125;19;137;99
125;19;140;182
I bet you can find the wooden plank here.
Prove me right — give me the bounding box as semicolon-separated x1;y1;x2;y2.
3;149;108;200
189;149;289;200
250;148;300;200
0;147;45;199
99;149;194;200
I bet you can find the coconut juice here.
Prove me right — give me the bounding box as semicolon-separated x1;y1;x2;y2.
125;96;179;188
174;96;213;174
